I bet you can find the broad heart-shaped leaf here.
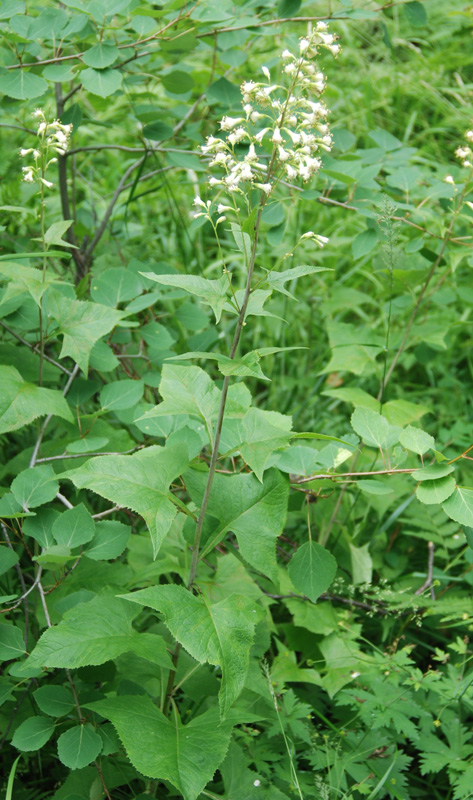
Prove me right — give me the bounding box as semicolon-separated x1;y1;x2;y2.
137;365;220;442
123;586;264;718
442;487;473;527
61;444;189;557
57;725;102;769
0;262;66;306
399;425;435;455
288;542;337;602
82;43;119;68
416;476;456;506
81;67;122;97
52;503;95;547
11;717;55;752
46;289;125;374
21;595;172;671
84;696;233;800
261;265;331;298
185;467;289;581
351;407;401;450
0;365;73;434
240;408;292;481
1;71;47;99
11;465;59;509
140;272;229;322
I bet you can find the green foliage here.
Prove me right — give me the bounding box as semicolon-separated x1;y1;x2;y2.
2;1;473;799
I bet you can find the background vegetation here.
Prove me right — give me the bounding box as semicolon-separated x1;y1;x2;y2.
2;1;473;799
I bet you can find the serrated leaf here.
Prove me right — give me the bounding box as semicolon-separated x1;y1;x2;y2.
34;685;75;717
0;623;26;661
239;407;293;481
91;267;142;307
138;365;220;441
185;467;289;581
81;67;122;97
52;504;95;548
61;444;189;557
443;487;473;527
11;717;55;751
0;548;19;576
288;542;337;602
262;265;330;298
400;425;435;455
46;290;125;375
22;595;172;671
0;262;65;306
11;465;59;509
351;407;400;449
123;586;263;717
416;476;456;506
140;273;228;322
57;724;102;769
84;697;233;800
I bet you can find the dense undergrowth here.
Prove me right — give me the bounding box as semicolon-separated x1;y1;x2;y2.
1;1;473;799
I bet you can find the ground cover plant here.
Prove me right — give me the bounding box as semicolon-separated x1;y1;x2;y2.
1;1;473;798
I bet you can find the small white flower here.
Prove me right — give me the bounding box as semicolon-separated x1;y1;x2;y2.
216;215;226;224
194;196;206;208
299;38;310;54
271;127;283;144
33;149;40;159
40;178;54;189
444;175;455;185
328;43;341;56
316;21;328;31
253;779;261;787
278;146;290;161
255;182;272;193
241;81;257;94
22;168;34;183
19;148;32;157
38;122;47;135
261;66;270;81
220;116;245;131
465;200;473;211
282;49;293;59
314;234;329;246
254;128;269;143
217;203;232;213
32;108;44;119
466;130;473;142
350;671;361;679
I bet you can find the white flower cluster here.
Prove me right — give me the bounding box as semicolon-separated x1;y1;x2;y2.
20;108;72;187
455;128;473;168
197;22;339;215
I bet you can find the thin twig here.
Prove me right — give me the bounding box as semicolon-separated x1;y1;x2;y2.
92;505;123;520
296;466;418;485
0;319;73;376
0;566;44;614
29;364;80;468
56;492;74;509
1;524;29;643
83;156;146;262
415;541;435;600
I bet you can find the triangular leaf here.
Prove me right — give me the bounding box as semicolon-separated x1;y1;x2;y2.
288;542;337;602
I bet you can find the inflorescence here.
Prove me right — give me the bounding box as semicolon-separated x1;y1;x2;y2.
194;23;339;231
20;108;72;188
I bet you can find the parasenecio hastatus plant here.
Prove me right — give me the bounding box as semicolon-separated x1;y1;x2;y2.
148;23;341;703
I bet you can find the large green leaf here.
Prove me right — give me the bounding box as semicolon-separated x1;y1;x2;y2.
262;265;330;298
399;425;435;455
123;586;264;717
442;487;473;527
140;273;229;322
57;725;102;769
52;503;95;547
81;67;122;97
85;696;233;800
62;444;189;556
21;595;172;671
0;365;73;434
0;624;26;661
185;467;289;581
351;407;400;449
11;717;55;752
138;365;220;442
0;262;66;306
416;476;456;506
82;43;119;68
46;290;125;374
11;465;59;509
1;71;47;99
239;408;293;481
288;542;337;602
